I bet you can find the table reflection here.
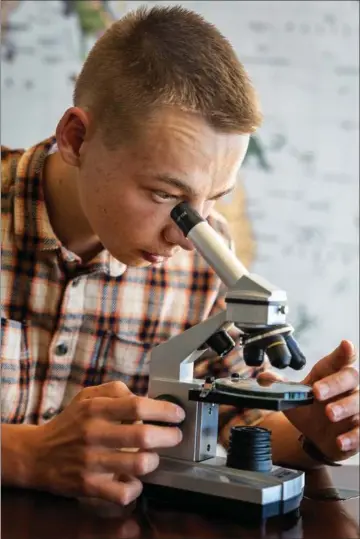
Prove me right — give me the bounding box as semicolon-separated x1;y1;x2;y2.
1;466;359;539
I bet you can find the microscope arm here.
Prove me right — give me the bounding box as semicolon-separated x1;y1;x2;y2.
149;310;230;382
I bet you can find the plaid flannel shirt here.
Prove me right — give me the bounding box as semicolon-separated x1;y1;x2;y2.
1;138;267;437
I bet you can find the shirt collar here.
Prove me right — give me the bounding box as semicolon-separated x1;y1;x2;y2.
13;137;126;278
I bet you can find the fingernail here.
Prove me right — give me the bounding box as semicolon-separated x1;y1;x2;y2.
330;405;342;421
344;340;355;354
176;406;185;420
317;383;330;399
340;437;351;451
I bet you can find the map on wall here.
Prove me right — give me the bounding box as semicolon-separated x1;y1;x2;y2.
1;0;359;378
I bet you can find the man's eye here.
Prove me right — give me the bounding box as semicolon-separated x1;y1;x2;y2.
153;191;177;201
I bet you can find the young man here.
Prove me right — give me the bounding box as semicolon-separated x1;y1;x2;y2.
1;6;358;506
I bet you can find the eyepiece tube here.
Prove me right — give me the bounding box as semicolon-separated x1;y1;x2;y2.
171;202;249;288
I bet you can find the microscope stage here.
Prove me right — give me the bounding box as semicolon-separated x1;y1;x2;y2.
189;378;314;411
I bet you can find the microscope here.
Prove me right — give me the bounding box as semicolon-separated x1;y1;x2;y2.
142;202;314;522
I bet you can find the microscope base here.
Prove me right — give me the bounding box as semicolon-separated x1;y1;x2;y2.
142;456;304;522
142;483;303;522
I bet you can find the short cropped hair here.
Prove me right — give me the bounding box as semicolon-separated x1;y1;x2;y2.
73;5;262;146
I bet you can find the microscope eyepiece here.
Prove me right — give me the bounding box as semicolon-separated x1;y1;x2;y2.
171;202;248;287
170;202;203;237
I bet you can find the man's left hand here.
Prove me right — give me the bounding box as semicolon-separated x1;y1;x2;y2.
283;340;359;462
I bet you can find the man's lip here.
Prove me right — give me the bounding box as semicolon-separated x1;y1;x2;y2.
141;251;172;262
145;250;174;257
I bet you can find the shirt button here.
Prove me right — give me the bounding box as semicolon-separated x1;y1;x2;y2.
55;343;68;356
43;408;57;421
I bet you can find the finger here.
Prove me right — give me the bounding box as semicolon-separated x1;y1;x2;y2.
85;474;143;506
111;423;183;449
305;340;357;385
328;413;360;437
336;426;360;453
256;371;287;386
97;450;160;477
84;395;185;424
326;391;360;422
313;366;359;401
86;420;183;449
76;381;133;401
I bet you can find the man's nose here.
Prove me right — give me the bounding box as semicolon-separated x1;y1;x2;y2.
164;202;210;251
164;222;195;251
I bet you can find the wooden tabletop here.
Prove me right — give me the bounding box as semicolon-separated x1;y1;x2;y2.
2;465;359;539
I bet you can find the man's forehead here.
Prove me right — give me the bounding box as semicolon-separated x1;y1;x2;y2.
109;110;250;197
144;107;250;148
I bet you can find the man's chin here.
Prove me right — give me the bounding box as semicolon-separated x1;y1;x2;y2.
123;254;152;268
128;259;152;268
128;259;168;269
112;250;168;268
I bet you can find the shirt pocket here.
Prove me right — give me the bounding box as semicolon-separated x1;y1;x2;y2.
1;318;29;423
90;328;159;396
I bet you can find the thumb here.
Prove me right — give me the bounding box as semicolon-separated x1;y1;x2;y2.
303;340;356;385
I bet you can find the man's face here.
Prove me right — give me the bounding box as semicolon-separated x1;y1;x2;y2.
76;108;250;267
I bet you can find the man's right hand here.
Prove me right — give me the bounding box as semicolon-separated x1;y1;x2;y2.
20;382;185;505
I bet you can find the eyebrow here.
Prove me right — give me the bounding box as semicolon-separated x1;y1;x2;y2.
153;174;235;201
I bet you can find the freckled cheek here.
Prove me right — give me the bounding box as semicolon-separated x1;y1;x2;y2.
101;198;166;240
135;205;168;234
80;174;168;238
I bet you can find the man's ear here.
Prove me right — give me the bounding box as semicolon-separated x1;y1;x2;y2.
55;107;90;167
